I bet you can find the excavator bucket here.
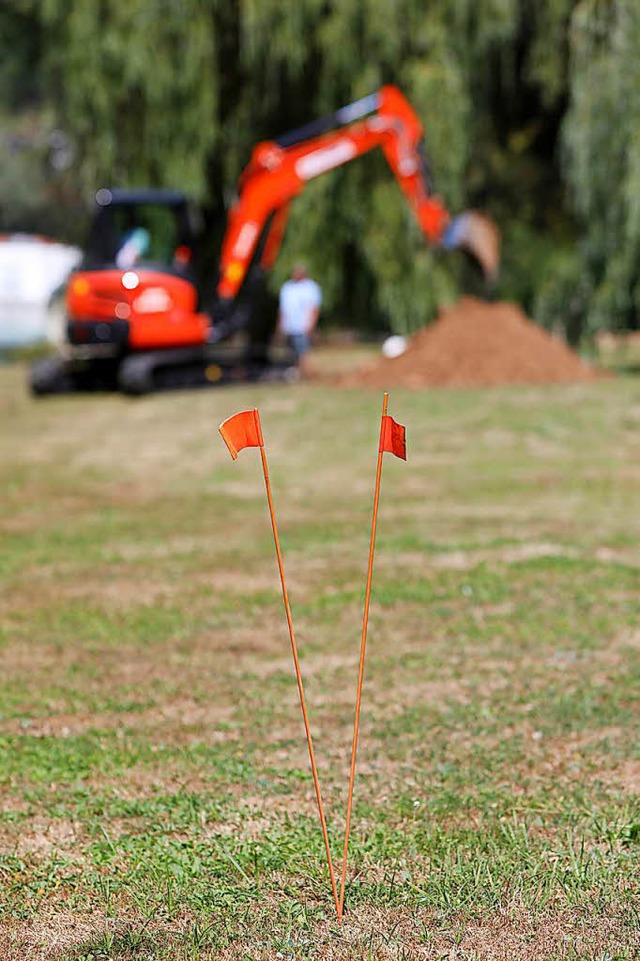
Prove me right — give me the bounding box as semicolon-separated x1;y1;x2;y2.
442;211;500;282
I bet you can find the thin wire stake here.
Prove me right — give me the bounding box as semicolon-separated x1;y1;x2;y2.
338;392;389;918
259;445;340;917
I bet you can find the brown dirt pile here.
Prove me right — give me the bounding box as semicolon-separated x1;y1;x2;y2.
343;297;599;388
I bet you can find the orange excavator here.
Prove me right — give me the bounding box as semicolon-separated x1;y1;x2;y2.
30;85;499;395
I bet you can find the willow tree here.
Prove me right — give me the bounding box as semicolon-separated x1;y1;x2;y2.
38;0;218;199
558;0;640;334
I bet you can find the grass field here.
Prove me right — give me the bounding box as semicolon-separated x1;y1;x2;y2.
0;361;638;960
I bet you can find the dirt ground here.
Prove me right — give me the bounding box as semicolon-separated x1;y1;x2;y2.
341;297;599;388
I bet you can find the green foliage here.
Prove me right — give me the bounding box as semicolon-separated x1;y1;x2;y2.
562;0;640;333
534;245;593;345
0;113;51;230
0;2;43;111
525;0;575;109
0;108;86;239
38;0;217;200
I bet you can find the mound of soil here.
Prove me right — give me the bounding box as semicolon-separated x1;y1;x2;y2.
343;297;599;389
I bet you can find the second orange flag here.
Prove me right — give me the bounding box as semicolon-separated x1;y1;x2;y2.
379;414;407;460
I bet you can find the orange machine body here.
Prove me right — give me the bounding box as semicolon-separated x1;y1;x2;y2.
66;268;209;350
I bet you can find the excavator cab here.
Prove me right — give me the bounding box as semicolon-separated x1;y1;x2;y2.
83;189;197;275
63;189;210;362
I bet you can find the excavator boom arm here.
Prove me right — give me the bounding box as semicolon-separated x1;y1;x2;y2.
216;86;473;304
214;85;499;331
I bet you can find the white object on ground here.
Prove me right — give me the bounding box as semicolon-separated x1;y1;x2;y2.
381;335;407;359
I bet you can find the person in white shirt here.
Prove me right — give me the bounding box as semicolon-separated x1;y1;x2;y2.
278;263;322;375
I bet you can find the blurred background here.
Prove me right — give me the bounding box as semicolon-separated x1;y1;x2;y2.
2;8;640;954
1;0;639;347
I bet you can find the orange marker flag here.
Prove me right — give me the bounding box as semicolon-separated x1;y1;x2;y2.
219;409;263;460
338;392;406;918
380;414;407;460
219;408;340;916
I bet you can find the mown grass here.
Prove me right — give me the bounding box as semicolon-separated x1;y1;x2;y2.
0;362;639;959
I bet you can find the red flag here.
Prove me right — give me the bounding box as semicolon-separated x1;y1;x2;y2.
219;409;264;459
379;414;406;460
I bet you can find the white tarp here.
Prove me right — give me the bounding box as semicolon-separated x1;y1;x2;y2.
0;236;81;347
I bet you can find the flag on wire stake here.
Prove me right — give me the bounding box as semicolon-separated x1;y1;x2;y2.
338;392;406;919
219;409;340;916
380;413;407;461
219;408;263;460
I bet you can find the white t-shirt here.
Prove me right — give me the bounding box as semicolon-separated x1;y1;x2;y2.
278;278;322;334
